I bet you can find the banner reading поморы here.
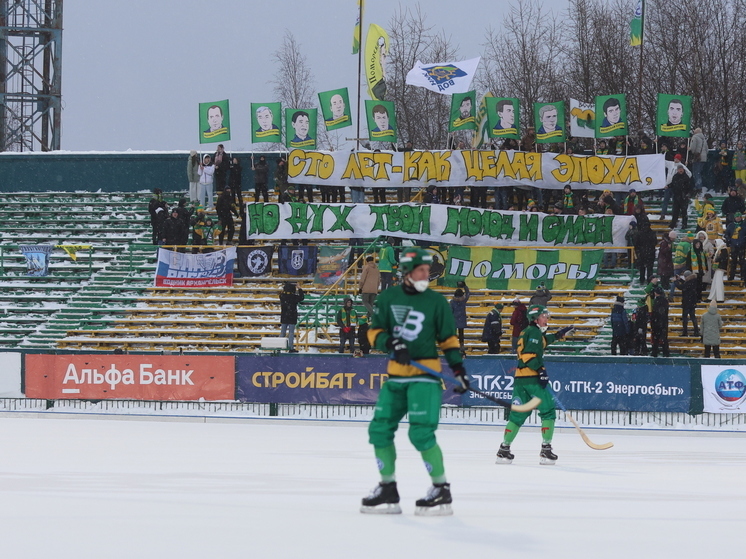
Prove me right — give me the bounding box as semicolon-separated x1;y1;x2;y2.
287;149;666;191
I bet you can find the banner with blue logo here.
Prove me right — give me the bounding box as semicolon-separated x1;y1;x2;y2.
701;365;746;413
464;359;690;412
154;247;236;287
278;245;318;276
19;245;54;276
405;57;480;95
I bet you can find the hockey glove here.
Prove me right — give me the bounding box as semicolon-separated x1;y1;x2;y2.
556;326;574;339
451;363;469;394
537;366;549;388
386;337;410;365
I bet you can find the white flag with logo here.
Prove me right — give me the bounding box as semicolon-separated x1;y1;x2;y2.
569;98;596;138
405;57;480;95
701;365;746;413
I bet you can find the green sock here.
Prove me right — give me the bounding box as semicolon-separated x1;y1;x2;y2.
420;444;446;484
541;419;555;443
374;445;396;482
503;421;520;445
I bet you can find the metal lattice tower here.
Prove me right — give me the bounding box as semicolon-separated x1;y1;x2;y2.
0;0;62;152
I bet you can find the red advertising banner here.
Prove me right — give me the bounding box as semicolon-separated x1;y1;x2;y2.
25;355;235;401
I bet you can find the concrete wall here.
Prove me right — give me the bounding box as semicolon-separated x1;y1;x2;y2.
0;151;284;193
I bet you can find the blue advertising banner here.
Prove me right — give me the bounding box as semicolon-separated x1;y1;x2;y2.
464;359;691;412
236;355;462;405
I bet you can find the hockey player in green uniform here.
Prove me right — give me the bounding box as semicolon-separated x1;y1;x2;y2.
496;304;572;465
360;247;468;516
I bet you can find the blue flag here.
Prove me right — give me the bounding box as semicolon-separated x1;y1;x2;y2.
278;246;318;276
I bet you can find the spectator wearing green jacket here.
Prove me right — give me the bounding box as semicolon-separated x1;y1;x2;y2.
378;242;398;290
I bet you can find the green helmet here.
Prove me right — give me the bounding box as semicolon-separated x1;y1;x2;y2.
398;247;433;275
527;304;549;321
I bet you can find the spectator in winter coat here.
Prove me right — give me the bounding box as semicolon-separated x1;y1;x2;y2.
725;212;746;281
216;187;238;244
610;296;630;355
190;206;208;253
721;188;746;225
529;284;552;307
697;209;724;242
643;275;660;312
694;193;716;219
229;158;244;209
623;189;641;215
357;316;371;355
657;231;675;291
162;209;186;246
174;199;193;245
689;127;708;191
673;233;693;279
669;165;692;229
359;256;380;317
690;238;709;300
509;298;528;353
560;185;578;214
650;287;670;357
632;203;650;228
187;150;200;202
481;303;504;354
275;159;292;202
732;140;746;184
635;222;658;284
709;239;728;303
675;270;700;337
252;155;269;203
213;144;230;192
336;298;358;353
279;283;304;352
696;230;715;290
701;301;723;358
450;282;471;350
197;155;215;209
632;298;649;356
148;188;168;245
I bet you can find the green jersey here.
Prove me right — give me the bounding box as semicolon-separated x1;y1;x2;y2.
368;285;461;377
516;323;557;377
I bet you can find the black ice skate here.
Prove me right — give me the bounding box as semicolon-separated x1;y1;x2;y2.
414;483;453;516
360;481;402;514
539;443;558;465
495;443;514;464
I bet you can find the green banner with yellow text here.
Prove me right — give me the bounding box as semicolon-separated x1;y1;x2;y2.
656;94;692;138
319;88;352;131
251;102;282;143
199;100;231;144
442;247;603;290
449;91;477;132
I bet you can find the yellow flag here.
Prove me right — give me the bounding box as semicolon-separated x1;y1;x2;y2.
55;244;91;261
365;24;389;100
352;0;364;54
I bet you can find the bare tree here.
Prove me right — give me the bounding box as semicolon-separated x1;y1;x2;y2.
386;4;460;149
479;0;565;141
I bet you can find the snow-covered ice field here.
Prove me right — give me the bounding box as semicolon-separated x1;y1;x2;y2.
0;415;744;559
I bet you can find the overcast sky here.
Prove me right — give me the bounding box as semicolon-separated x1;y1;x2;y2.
62;0;567;151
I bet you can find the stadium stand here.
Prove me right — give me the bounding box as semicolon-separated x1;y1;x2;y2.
0;190;742;356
